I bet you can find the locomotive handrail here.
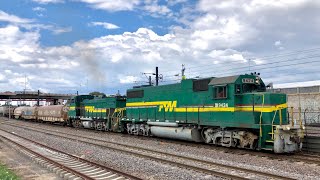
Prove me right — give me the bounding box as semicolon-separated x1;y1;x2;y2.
259;94;265;137
271;110;278;140
290;107;294;126
299;107;302;128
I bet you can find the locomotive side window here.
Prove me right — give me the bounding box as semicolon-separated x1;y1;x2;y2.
193;78;210;92
235;84;241;94
127;90;144;98
214;86;227;99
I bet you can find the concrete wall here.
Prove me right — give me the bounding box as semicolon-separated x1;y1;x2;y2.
287;93;320;111
272;86;320;94
270;86;320;124
287;93;320;124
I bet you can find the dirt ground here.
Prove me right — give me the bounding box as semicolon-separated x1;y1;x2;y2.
0;138;61;180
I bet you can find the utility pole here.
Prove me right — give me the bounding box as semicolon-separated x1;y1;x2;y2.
181;64;186;80
24;74;27;105
8;97;11;120
148;76;152;86
142;66;161;86
37;90;40;106
156;66;159;86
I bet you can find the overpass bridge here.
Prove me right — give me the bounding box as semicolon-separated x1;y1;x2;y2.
0;91;74;105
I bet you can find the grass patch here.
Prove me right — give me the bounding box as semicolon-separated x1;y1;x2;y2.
0;164;19;180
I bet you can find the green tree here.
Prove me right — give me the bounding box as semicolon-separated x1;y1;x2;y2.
89;91;106;97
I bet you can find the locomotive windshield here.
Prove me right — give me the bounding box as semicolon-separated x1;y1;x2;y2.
242;83;266;93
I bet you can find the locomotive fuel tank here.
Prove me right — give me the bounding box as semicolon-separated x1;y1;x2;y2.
79;117;95;128
150;126;203;142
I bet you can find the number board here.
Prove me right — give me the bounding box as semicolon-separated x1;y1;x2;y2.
242;78;255;84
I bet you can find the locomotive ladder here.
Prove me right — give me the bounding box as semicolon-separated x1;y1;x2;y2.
259;94;281;145
267;108;283;143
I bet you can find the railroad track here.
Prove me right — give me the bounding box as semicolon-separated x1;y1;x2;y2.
0;120;296;180
288;153;320;165
0;129;139;180
2;118;320;166
2;118;320;167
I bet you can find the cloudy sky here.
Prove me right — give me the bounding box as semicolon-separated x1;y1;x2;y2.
1;0;320;95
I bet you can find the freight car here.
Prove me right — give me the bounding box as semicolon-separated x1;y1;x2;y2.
13;105;68;123
69;74;304;153
14;106;37;120
0;106;16;118
0;106;4;116
37;105;68;123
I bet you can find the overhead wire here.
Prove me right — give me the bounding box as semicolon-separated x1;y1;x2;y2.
96;47;320;89
158;46;320;74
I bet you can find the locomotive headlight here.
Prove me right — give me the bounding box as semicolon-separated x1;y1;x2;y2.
286;126;291;130
255;77;260;84
302;126;305;130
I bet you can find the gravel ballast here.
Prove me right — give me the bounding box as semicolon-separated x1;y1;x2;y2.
1;124;218;179
1;119;320;179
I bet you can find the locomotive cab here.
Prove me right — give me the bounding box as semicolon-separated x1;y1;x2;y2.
232;75;304;153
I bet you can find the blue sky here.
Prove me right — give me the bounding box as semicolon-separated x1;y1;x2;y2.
0;0;189;46
1;0;320;95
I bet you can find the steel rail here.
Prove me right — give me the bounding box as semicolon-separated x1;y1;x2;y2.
0;122;295;180
7;119;319;166
0;128;140;180
0;133;93;180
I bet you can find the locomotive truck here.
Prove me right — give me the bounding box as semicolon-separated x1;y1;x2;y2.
68;74;304;153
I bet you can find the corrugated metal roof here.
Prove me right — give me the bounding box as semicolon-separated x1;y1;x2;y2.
208;75;240;85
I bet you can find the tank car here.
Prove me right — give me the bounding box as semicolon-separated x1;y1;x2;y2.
37;105;69;123
68;95;126;131
123;74;304;153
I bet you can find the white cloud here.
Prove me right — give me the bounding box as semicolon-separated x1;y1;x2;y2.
208;49;247;66
77;0;140;11
274;41;282;46
0;74;5;81
2;0;320;94
0;25;39;62
32;0;64;4
274;41;284;50
144;3;172;17
274;80;320;88
167;0;188;6
119;76;140;84
90;22;120;29
0;11;71;35
32;7;46;12
0;11;34;24
20;23;72;35
51;26;72;34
